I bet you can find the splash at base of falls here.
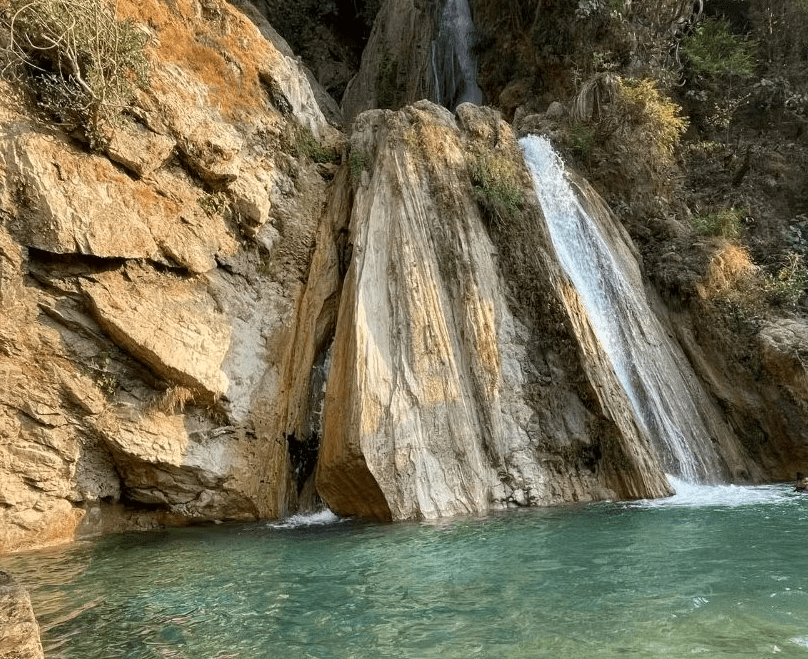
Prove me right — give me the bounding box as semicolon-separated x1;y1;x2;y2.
635;476;795;508
519;134;724;483
268;509;342;529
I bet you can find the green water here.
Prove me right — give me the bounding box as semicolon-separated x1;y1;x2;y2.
6;479;808;658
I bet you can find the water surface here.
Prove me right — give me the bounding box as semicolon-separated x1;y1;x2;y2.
7;481;808;658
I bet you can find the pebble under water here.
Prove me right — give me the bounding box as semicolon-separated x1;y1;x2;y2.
6;480;808;658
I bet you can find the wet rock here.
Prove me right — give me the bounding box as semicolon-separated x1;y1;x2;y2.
317;102;671;520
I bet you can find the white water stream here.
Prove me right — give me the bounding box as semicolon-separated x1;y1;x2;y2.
519;135;723;483
431;0;483;109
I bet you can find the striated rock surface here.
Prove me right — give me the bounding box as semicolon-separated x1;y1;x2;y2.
0;571;44;659
0;0;806;552
0;0;347;552
341;0;437;123
317;101;672;520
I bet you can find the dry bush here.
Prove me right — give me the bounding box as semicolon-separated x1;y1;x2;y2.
700;242;760;301
0;0;149;144
567;73;687;214
149;385;195;415
573;74;687;153
700;243;806;311
611;77;688;153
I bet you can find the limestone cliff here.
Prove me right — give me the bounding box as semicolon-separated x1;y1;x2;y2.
1;0;808;557
341;0;437;123
0;0;346;552
316;101;673;519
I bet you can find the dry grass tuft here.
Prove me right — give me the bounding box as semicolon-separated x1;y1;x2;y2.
699;242;765;309
149;385;195;414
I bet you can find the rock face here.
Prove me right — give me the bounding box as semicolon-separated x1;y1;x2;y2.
0;571;44;659
341;0;438;123
1;0;808;552
0;0;345;552
317;101;673;519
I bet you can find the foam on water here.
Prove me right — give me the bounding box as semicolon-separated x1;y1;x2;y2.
633;475;794;508
268;509;342;529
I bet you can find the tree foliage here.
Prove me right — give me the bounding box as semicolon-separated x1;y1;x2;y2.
682;18;757;77
1;0;150;144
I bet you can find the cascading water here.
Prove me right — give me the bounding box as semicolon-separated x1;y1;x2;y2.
430;0;483;110
519;135;723;483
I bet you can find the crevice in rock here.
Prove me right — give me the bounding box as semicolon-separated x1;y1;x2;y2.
286;432;320;495
287;337;334;497
258;71;294;117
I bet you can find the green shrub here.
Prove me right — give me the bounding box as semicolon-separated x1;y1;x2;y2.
294;127;338;163
349;149;367;179
569;123;596;158
682;18;757;78
1;0;150;145
469;153;524;227
691;208;744;239
763;253;806;308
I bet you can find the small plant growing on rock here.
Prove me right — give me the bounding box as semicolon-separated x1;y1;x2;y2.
197;191;229;217
86;351;119;397
0;0;150;146
762;253;806;308
691;208;745;239
294;127;338;164
150;385;194;415
349;149;367;179
469;152;524;227
569;123;596;159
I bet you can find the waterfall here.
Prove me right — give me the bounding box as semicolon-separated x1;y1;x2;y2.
519;135;724;483
431;0;483;110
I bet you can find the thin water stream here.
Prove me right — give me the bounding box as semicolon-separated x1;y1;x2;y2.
6;483;808;657
431;0;483;110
